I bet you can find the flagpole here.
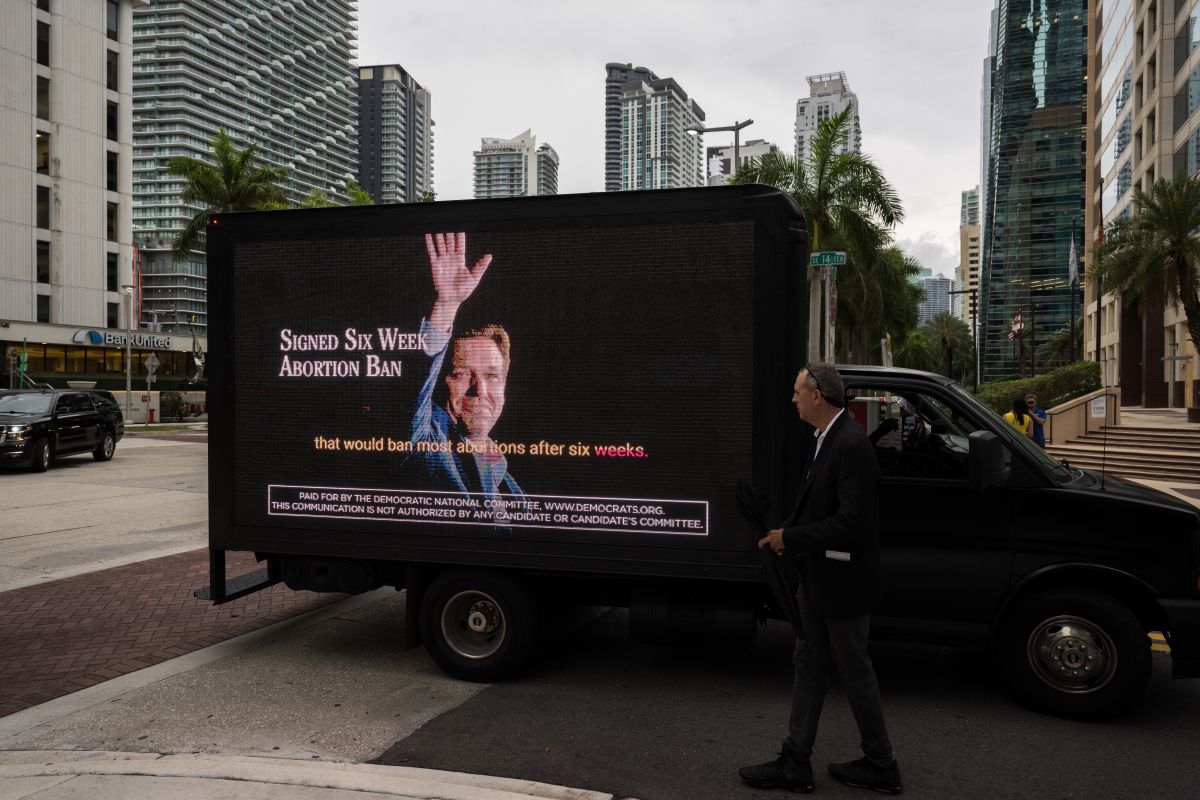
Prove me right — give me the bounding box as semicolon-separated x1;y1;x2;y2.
1069;219;1077;364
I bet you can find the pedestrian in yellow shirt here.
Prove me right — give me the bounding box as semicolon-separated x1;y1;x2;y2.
1002;396;1032;438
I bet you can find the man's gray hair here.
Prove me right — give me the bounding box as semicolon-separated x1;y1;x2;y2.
803;362;845;408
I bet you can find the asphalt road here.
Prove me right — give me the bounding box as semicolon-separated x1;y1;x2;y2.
377;610;1200;800
0;433;208;591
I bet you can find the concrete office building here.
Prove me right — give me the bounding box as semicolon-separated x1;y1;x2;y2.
705;139;780;185
358;63;433;204
1085;0;1199;414
918;275;953;325
957;221;982;333
795;72;861;161
605;62;705;191
473;130;558;199
980;0;1087;381
131;0;359;335
0;1;206;391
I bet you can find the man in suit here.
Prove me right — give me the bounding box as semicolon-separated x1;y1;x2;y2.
739;363;902;795
409;233;525;514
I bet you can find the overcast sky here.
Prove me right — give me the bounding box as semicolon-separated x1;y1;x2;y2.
358;0;995;278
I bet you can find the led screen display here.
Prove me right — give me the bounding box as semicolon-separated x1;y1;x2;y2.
231;221;757;546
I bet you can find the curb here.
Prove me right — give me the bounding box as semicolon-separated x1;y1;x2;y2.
0;750;613;800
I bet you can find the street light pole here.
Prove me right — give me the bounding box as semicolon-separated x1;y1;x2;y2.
121;284;134;422
687;119;754;182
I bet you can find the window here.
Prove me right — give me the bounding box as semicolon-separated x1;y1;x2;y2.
36;77;49;119
37;0;49;10
36;186;49;229
849;386;982;481
107;302;120;329
107;101;118;141
106;202;118;241
36;132;49;174
37;241;50;283
37;295;50;323
106;253;118;292
106;1;118;40
106;50;118;91
106;151;118;191
37;22;49;66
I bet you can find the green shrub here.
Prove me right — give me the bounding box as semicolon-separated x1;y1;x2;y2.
976;361;1101;414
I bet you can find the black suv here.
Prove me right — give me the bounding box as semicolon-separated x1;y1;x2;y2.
0;389;125;472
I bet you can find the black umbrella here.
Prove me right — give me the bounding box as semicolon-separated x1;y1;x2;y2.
737;480;804;639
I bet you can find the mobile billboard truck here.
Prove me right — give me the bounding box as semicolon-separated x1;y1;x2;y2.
201;185;1200;719
201;185;811;681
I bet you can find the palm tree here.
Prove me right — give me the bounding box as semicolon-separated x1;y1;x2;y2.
731;105;903;362
920;311;974;380
892;331;939;372
167;128;289;260
1036;319;1084;370
1096;172;1200;368
301;179;375;209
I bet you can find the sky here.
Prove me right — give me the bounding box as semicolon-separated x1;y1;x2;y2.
358;0;996;278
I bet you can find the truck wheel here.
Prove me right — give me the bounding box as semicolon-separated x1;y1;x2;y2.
93;430;116;461
420;569;538;682
999;588;1150;720
30;439;51;473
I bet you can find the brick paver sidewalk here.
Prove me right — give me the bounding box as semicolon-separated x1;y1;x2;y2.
0;549;344;718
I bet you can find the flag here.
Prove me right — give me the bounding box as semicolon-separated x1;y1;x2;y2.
1068;236;1078;286
1008;307;1023;340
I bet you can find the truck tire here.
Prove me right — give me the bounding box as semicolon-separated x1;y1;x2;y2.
998;588;1151;720
93;429;116;461
420;569;538;682
30;439;51;473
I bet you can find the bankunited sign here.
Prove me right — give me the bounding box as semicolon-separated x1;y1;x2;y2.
72;329;174;349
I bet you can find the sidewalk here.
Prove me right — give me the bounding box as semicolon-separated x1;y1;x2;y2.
1119;406;1200;430
0;750;615;800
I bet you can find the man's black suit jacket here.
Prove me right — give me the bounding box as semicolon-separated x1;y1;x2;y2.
781;411;882;619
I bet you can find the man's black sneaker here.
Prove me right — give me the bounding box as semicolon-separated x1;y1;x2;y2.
828;757;903;795
739;749;815;793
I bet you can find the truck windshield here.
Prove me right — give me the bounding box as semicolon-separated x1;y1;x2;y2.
947;383;1073;483
0;394;53;414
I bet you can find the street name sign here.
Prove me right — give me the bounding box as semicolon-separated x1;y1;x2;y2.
810;251;846;267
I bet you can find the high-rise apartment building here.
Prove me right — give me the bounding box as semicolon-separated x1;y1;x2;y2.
795;72;861;161
961;186;980;225
473;130;558;199
918;276;953;325
706;139;780;185
979;0;1087;382
358;63;433;204
1;0;153;388
1085;0;1198;413
536;143;560;197
605;63;656;192
605;62;705;191
131;0;358;335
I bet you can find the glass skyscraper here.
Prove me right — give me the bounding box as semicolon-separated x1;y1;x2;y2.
131;0;359;334
980;0;1087;381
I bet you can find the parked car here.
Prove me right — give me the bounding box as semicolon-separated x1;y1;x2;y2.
0;389;125;472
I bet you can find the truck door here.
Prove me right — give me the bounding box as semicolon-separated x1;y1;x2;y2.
844;381;1015;631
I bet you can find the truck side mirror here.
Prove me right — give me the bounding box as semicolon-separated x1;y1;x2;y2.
968;430;1010;492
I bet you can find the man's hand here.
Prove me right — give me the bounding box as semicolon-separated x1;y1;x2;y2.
425;232;493;331
758;528;785;554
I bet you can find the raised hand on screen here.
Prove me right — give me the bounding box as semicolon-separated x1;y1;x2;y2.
425;232;492;306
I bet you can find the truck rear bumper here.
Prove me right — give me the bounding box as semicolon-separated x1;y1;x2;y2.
1159;598;1200;679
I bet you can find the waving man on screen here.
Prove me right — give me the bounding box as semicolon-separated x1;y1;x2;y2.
409;232;525;508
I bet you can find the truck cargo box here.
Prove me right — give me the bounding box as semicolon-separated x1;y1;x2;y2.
206;185;810;586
